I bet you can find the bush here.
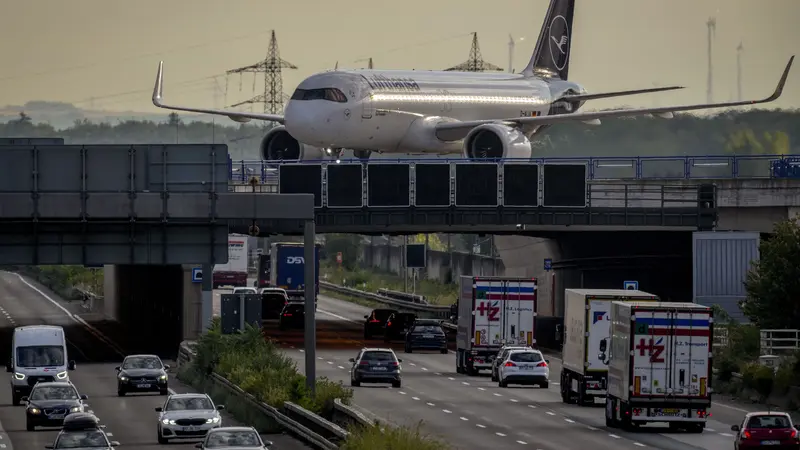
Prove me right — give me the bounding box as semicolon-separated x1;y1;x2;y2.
741;362;775;399
322;263;458;305
340;421;450;450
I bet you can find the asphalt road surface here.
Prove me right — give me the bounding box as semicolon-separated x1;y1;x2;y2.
0;272;311;450
270;292;759;450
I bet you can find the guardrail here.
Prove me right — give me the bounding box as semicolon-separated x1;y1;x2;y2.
229;154;800;183
177;342;360;449
376;288;427;305
320;281;452;319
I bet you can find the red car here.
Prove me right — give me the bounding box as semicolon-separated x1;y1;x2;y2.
731;411;800;449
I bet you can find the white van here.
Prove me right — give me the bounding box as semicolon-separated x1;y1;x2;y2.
6;325;76;405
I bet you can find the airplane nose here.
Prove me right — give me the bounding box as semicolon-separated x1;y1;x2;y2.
284;101;340;146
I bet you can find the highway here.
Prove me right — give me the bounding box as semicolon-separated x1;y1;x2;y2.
0;271;311;450
257;291;755;450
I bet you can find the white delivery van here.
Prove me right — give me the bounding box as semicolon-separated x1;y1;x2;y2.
7;325;76;405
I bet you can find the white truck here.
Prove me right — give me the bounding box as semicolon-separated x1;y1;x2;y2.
455;276;537;376
561;289;659;406
604;301;713;432
212;234;250;288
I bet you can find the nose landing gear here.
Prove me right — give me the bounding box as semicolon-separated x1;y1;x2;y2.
325;148;344;160
353;150;372;161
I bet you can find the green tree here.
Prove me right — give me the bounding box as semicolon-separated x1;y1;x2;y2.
323;234;362;269
742;216;800;328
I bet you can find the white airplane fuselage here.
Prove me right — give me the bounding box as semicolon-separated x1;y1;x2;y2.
282;69;585;155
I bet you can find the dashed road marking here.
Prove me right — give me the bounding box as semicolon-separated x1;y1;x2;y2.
634;443;645;447
516;440;527;445
442;409;452;414
564;418;575;423
426;402;435;407
476;424;486;428
496;432;506;437
609;434;621;439
510;399;519;403
459;416;468;421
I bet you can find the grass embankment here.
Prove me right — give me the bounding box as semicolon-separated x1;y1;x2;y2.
2;265;103;301
178;320;450;449
321;263;458;306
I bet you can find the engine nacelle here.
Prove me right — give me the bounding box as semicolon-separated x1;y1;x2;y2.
462;123;533;160
260;126;323;161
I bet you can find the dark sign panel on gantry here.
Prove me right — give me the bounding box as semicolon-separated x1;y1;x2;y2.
326;164;363;207
0;137;64;145
278;164;322;207
367;163;410;207
220;294;263;334
455;163;498;207
0;144;232;265
542;164;587;207
502;163;539;207
414;163;450;207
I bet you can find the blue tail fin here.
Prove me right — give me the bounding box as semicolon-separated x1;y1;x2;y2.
521;0;575;80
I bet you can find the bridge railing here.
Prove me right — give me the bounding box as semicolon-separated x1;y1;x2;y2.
228;154;800;184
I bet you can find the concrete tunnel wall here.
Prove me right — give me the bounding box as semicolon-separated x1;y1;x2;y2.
103;264;197;358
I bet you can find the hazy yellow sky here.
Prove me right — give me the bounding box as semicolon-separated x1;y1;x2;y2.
1;0;798;113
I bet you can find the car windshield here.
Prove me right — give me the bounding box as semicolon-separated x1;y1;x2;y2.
30;386;79;400
166;396;214;411
510;352;543;363
206;430;261;448
263;293;286;303
55;430;108;448
16;345;64;368
412;325;443;334
748;415;792;429
361;351;396;362
372;310;394;321
234;288;256;294
122;356;162;369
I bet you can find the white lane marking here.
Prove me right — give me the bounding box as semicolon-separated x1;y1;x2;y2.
426;402;435;407
527;405;537;409
337;366;345;370
477;387;486;391
634;443;645;447
412;397;420;401
496;432;506;437
712;402;751;413
609;434;621;439
545;411;555;416
317;357;323;360
299;349;305;353
398;391;407;395
476;424;486;428
564;418;575;423
421;367;428;371
459;417;468;421
442;409;452;414
516;440;527;445
106;432;113;437
317;309;358;323
719;432;734;437
462;382;470;386
510;399;519;403
409;363;416;366
587;426;598;431
326;361;333;365
706;428;716;432
447;377;455;381
493;393;502;397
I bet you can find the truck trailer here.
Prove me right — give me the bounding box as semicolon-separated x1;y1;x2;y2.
604;301;712;432
455;276;537;376
269;242;320;303
561;289;659;406
212;234;249;288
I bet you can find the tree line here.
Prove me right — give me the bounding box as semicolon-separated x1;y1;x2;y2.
1;109;798;160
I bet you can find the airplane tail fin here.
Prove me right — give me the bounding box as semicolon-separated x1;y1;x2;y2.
521;0;575;79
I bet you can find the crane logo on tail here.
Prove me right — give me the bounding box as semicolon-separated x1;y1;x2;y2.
548;14;570;71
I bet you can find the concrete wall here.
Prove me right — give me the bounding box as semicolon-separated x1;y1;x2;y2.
494;237;560;317
359;244;504;283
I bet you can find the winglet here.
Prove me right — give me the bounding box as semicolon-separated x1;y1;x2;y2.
152;61;164;107
763;55;794;103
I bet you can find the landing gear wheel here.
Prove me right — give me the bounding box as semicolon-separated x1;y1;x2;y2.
354;150;372;160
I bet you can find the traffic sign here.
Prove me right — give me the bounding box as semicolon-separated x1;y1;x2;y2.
624;280;638;290
192;267;203;283
336;252;343;264
544;258;552;271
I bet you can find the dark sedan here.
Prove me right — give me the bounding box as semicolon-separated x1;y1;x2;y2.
24;382;88;431
279;302;305;330
384;312;417;342
363;309;397;340
116;354;170;396
405;323;448;354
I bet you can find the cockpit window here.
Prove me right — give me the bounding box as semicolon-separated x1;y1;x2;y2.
291;88;347;103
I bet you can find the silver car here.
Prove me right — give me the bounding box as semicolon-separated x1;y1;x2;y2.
156;393;224;444
195;426;272;449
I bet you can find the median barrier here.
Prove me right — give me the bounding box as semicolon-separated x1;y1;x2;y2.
376;288;427;304
177;341;374;449
320;281;451;319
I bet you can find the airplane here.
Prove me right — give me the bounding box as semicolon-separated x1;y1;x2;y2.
151;0;794;163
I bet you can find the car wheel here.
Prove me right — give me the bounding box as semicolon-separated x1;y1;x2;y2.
499;379;508;388
26;420;34;431
440;348;448;354
117;389;125;397
351;379;360;387
540;382;549;389
491;372;498;382
157;432;168;444
160;388;169;395
392;380;402;388
11;392;20;406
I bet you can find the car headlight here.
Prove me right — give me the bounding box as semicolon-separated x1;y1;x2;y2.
13;372;25;380
28;407;41;414
161;419;176;425
207;416;221;423
159;375;168;381
70;406;81;412
119;376;128;381
56;371;68;379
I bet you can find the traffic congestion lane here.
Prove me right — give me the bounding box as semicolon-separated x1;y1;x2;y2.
317;294;373;323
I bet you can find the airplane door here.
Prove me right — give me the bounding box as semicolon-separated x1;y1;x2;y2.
361;94;373;120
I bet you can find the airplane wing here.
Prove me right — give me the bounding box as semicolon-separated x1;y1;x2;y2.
151;62;285;124
561;85;684;102
435;56;794;142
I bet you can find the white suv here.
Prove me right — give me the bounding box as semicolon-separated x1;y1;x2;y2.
497;349;549;388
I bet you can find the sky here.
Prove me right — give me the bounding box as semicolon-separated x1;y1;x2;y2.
1;0;798;114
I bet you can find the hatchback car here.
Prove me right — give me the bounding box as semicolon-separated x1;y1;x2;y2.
404;322;448;354
278;302;305;330
497;349;549;388
349;348;402;388
384;312;417;342
24;382;88;431
364;309;397;339
732;412;800;449
196;426;272;449
491;345;534;382
156;393;224;444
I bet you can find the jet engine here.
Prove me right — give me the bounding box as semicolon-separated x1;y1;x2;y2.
462;123;532;160
260;126;323;161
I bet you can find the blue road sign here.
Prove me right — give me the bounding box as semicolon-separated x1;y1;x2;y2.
544;258;552;271
192;267;203;283
624;280;638;290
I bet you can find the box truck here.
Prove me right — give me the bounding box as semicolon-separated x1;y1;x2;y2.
269;242;320;303
561;289;659;406
455;276;537;376
604;302;712;432
212;235;249;288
